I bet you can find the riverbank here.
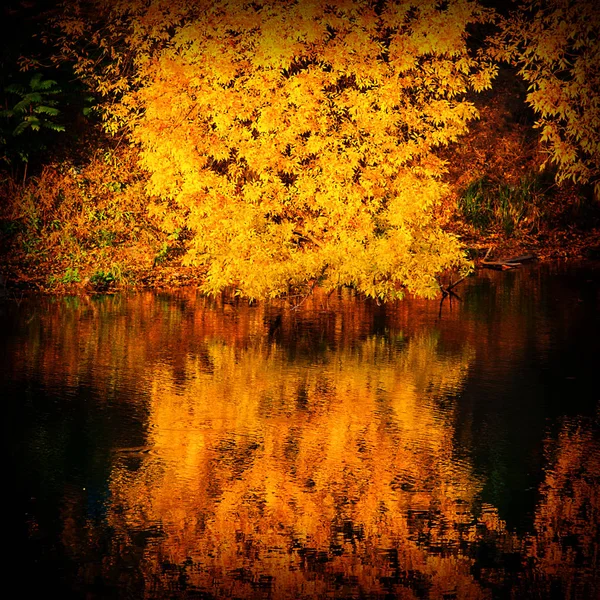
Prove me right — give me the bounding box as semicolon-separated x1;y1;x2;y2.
2;225;598;298
1;162;599;297
2;153;598;297
2;160;598;297
1;67;598;298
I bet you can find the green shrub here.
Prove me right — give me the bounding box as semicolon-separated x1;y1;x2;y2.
89;269;116;291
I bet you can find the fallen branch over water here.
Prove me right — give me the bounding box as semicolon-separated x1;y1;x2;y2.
480;247;536;270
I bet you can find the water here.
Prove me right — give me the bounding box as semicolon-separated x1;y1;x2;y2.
2;263;599;599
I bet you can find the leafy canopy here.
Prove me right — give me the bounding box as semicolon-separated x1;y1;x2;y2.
54;0;497;300
493;0;600;197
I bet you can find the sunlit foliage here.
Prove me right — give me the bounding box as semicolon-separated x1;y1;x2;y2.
493;0;600;197
52;0;497;300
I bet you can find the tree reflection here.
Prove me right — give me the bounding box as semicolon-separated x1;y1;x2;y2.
4;271;597;599
522;417;600;599
104;313;486;598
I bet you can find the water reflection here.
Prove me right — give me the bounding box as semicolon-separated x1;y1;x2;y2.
3;264;599;599
523;416;600;599
106;330;476;599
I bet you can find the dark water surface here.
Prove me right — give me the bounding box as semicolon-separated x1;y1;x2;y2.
3;263;599;599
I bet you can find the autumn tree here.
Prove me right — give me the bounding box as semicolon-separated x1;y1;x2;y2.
493;0;600;198
53;0;497;300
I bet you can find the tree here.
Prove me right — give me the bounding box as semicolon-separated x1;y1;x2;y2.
53;0;497;300
493;0;600;198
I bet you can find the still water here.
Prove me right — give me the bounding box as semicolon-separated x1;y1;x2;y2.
3;263;599;599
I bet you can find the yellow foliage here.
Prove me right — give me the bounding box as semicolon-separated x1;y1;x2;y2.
492;0;600;196
53;0;498;299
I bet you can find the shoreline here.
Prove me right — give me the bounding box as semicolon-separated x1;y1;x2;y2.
2;230;598;299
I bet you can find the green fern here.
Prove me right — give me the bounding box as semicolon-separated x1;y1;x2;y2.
2;73;65;137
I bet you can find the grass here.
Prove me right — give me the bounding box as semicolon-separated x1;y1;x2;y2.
47;267;80;286
458;172;549;236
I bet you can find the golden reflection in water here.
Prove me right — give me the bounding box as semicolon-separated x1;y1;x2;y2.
7;280;597;598
523;417;600;598
105;328;492;599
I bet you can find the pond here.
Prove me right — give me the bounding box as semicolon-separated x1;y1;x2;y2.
3;263;599;600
